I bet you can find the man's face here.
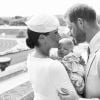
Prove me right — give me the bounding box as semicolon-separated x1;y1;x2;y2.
66;18;86;44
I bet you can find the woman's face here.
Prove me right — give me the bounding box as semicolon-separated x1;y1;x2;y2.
38;29;60;56
45;29;60;48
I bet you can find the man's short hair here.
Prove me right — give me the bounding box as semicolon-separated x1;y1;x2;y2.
64;4;96;23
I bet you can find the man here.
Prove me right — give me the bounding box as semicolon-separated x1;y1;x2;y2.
26;14;77;100
58;4;100;100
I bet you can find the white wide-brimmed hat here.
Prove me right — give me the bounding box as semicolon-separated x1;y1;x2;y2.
26;14;60;33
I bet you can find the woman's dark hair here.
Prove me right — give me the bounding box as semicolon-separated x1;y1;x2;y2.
26;29;49;49
65;4;96;23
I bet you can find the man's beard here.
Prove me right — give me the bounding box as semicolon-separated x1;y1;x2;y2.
75;30;86;44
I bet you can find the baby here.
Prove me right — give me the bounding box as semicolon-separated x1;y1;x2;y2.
51;38;85;96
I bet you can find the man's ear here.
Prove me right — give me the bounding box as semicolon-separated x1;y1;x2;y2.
77;18;84;30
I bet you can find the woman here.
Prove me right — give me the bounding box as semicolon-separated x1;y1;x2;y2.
26;14;77;100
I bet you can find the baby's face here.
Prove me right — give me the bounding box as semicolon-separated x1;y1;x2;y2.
58;42;73;57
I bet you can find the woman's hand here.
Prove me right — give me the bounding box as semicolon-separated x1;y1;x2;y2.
57;88;79;100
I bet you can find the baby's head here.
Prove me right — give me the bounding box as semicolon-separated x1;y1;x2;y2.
58;38;74;57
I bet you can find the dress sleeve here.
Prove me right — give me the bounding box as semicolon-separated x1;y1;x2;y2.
49;60;77;94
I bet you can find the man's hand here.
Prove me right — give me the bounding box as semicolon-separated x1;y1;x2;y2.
57;88;79;100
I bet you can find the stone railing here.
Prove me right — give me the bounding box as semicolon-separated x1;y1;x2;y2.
0;81;34;100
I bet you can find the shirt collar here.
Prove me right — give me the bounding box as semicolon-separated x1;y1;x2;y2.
90;31;100;53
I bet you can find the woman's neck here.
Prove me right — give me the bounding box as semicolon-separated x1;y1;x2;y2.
33;47;49;58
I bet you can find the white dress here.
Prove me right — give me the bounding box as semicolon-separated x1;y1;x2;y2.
27;51;77;100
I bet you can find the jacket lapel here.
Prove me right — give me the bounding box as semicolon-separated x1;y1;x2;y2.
85;52;96;82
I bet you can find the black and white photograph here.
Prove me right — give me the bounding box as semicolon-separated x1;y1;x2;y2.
0;0;100;100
